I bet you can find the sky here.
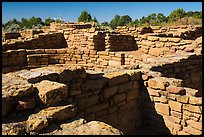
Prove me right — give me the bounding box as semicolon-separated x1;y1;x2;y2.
2;2;202;24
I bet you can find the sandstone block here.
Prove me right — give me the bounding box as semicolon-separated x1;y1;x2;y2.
15;68;58;83
68;121;123;135
189;96;202;105
147;36;159;41
114;93;126;104
77;94;99;109
166;86;186;95
2;122;26;135
154;103;169;115
171;110;182;118
186;120;202;130
2;73;34;98
176;95;189;103
169;100;182;112
34;80;68;106
147;87;160;97
118;81;133;93
81;78;106;91
104;71;129;86
182;126;202;135
127;89;139;101
85;103;109;114
104;85;118;99
168;38;181;43
183;104;202;114
148;77;169;90
26;104;77;132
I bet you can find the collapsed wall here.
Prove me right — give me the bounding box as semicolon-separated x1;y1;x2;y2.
2;23;202;135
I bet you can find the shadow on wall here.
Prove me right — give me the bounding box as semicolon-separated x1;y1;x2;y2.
150;54;202;96
60;34;68;48
135;80;171;135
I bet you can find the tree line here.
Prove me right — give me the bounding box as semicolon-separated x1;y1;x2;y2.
2;8;202;32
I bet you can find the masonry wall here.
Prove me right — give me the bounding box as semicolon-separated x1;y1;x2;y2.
2;32;66;51
137;35;202;56
3;67;142;135
2;32;21;42
105;33;137;51
150;54;202;95
140;72;202;135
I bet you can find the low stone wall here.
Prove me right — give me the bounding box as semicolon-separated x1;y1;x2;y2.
115;25;202;40
2;32;21;42
137;35;202;56
50;22;93;31
20;29;44;38
151;54;202;95
2;32;66;51
105;33;137;51
140;72;202;135
2;66;142;134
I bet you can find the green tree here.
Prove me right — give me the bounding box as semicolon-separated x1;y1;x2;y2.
167;8;186;22
44;18;55;26
139;16;148;25
20;18;29;29
55;19;62;23
92;17;98;23
156;13;167;24
118;15;132;26
101;21;109;26
28;16;43;28
109;15;120;29
78;10;92;22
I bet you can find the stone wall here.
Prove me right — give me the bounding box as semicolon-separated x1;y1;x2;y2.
151;54;202;95
115;25;202;40
137;35;202;56
2;66;141;134
140;71;202;135
2;32;21;42
2;32;66;51
105;33;137;51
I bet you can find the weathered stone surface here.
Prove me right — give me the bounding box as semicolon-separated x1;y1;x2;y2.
176;95;189;103
186;120;202;130
127;89;139;101
183;104;202;114
182;126;202;135
81;78;106;91
77;94;99;109
148;77;169;90
184;88;200;97
114;93;126;104
26;105;77;132
104;71;129;86
34;80;68;106
118;81;133;93
166;86;186;95
104;85;118;99
15;68;58;83
2;73;34;98
2;122;26;135
189;96;202;105
56;121;123;135
146;87;160;97
168;100;182;112
154;103;169;115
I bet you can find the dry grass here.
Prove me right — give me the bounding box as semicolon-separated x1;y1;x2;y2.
161;17;202;26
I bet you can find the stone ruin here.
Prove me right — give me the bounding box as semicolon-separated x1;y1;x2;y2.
2;22;202;135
